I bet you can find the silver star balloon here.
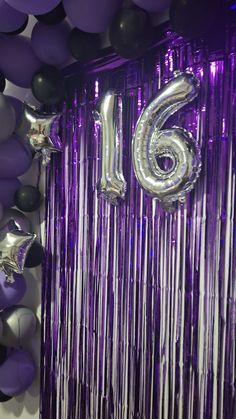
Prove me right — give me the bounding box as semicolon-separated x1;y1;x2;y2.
0;220;36;282
15;104;62;165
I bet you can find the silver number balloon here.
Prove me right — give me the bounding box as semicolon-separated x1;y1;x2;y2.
132;71;201;209
95;91;127;205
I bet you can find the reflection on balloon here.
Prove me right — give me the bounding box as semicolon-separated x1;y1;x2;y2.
0;305;37;347
0;272;26;310
95;91;127;205
132;71;201;209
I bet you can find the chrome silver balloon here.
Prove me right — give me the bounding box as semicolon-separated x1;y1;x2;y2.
132;71;201;209
0;305;37;347
16;104;62;165
0;220;36;281
95;91;127;205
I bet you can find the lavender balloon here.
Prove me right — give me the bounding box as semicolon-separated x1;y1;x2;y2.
132;0;171;12
0;94;16;143
63;0;122;33
0;348;36;396
5;0;60;15
0;35;42;88
0;178;21;208
0;134;32;178
31;21;71;66
0;272;26;310
0;0;27;33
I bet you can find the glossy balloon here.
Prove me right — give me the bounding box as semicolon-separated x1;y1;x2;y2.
0;178;21;208
0;1;27;34
35;2;66;25
132;72;201;209
0;134;32;178
31;21;70;66
0;348;36;396
0;208;31;231
0;272;26;310
63;0;122;33
68;28;101;63
25;241;44;268
132;0;171;12
0;220;36;279
0;305;37;347
95;91;126;205
31;65;65;105
0;72;6;92
14;185;42;212
0;94;16;143
5;0;61;15
109;6;153;59
0;35;42;88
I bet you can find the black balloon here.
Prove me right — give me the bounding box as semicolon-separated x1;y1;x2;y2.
35;2;66;25
109;6;153;59
0;346;7;367
170;0;221;39
0;72;5;93
31;65;65;105
0;391;12;403
14;185;42;212
1;17;29;36
25;241;44;268
68;28;101;63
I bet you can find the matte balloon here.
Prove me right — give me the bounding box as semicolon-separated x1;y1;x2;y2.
0;391;12;402
0;72;6;92
109;6;153;59
63;0;122;33
0;35;42;88
0;272;26;310
0;348;36;396
132;0;171;12
0;204;3;221
0;305;37;347
68;29;101;63
4;16;28;35
0;208;31;231
0;94;16;143
170;0;220;39
0;320;2;338
0;178;21;208
0;134;32;178
5;0;61;15
6;96;24;125
0;346;7;367
31;21;70;66
14;185;42;212
25;241;44;268
0;1;27;34
31;65;65;105
35;2;66;25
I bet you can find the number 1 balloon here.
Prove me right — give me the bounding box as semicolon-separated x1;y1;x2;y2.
0;220;36;281
95;91;127;205
132;71;201;209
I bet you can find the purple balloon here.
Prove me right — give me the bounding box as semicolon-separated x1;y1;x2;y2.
0;35;42;88
0;203;3;221
63;0;122;33
132;0;171;12
31;21;71;66
6;96;24;125
0;178;21;208
0;348;36;396
0;0;27;33
0;135;32;179
0;272;26;310
5;0;60;15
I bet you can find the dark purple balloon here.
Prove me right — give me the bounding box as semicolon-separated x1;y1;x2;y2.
0;348;36;396
31;21;71;66
0;272;26;310
0;178;21;208
132;0;171;12
6;96;24;125
0;0;27;33
63;0;122;33
0;35;42;88
0;135;32;179
5;0;60;15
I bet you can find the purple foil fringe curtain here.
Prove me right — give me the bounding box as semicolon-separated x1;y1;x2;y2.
41;25;236;419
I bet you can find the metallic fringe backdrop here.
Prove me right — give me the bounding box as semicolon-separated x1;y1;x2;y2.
41;22;236;419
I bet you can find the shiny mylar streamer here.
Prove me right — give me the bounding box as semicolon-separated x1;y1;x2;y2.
41;23;236;419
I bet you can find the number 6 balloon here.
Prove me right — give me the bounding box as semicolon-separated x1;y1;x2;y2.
132;71;201;209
